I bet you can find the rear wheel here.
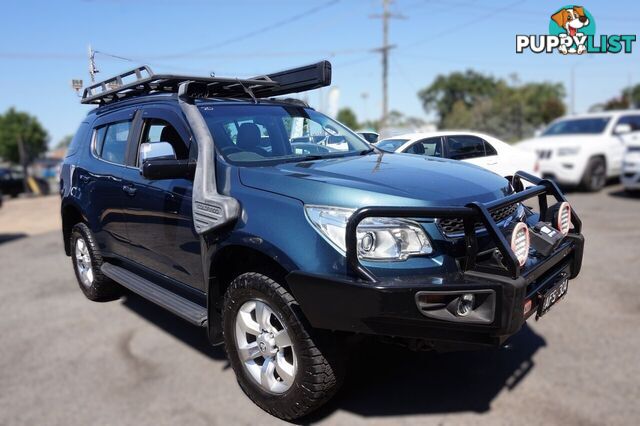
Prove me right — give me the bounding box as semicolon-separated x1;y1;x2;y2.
581;157;607;192
223;272;344;420
70;223;119;301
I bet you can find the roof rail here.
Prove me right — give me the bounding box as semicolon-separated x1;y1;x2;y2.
81;61;332;106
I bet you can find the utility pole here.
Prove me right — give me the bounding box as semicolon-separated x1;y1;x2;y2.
371;0;404;130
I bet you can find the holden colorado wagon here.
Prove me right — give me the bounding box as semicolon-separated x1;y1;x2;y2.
60;61;585;420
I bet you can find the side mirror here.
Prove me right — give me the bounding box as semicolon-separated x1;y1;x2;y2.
534;129;543;138
142;158;195;180
614;123;633;135
139;142;194;180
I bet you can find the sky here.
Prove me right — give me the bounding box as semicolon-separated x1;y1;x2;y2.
1;0;639;147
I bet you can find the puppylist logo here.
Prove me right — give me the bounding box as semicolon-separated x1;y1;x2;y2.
516;5;636;55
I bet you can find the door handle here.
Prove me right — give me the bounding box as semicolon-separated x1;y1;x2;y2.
122;184;137;196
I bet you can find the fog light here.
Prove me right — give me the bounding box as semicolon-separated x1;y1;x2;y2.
557;202;571;235
510;222;530;266
456;293;475;317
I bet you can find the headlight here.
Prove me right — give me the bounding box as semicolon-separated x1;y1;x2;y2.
557;147;580;156
305;205;433;261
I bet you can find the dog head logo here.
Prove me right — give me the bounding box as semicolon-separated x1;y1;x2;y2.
516;5;635;55
549;5;595;54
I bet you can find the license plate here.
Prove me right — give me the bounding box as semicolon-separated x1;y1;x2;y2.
536;275;569;319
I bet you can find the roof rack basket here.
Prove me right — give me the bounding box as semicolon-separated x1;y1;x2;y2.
81;61;332;106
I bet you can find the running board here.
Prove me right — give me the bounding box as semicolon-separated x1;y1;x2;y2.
101;263;207;327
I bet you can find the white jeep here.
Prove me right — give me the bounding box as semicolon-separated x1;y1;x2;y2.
517;111;640;191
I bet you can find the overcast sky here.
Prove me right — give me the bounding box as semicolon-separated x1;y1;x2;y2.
1;0;639;146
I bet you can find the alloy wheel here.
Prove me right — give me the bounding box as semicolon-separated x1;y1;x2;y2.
234;299;297;394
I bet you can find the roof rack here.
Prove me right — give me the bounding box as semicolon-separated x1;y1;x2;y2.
81;61;332;106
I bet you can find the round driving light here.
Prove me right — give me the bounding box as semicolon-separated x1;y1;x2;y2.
510;222;530;267
557;202;571;235
456;293;475;317
360;231;376;253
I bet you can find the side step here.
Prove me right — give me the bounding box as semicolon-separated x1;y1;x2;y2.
101;263;207;327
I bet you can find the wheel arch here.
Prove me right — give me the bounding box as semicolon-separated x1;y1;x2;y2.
61;201;85;256
205;241;297;344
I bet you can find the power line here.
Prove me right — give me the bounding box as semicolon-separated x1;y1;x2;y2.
146;0;342;59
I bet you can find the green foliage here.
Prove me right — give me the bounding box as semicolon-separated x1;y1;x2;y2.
592;84;640;111
336;107;359;130
0;108;49;164
419;70;566;142
418;70;501;125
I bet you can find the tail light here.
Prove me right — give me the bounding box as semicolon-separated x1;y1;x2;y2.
511;222;530;266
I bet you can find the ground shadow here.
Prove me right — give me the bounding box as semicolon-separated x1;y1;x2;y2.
121;291;227;361
608;188;640;199
306;324;546;422
121;290;545;420
0;233;27;245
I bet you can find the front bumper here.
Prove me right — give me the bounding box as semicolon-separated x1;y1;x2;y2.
287;234;583;347
622;158;640;189
288;172;585;348
537;159;584;185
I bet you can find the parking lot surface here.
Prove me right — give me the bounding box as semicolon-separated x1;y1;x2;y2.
1;187;639;425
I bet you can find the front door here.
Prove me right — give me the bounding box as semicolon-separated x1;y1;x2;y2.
119;106;203;289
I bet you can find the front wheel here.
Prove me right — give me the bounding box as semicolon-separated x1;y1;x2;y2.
581;157;607;192
223;272;345;420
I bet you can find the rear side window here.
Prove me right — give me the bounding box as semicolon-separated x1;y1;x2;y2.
484;140;497;156
66;123;90;157
94;121;131;165
446;135;486;160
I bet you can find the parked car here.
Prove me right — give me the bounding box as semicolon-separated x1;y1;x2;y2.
356;130;379;143
517;110;640;191
376;131;538;178
60;62;584;421
622;143;640;193
0;167;25;198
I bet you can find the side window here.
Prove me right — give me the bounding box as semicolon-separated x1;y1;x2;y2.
408;137;442;157
66;123;90;157
446;135;486;160
483;140;497;156
94;121;131;165
616;115;640;132
140;119;189;162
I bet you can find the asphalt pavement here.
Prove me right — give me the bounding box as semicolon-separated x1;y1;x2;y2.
1;186;639;425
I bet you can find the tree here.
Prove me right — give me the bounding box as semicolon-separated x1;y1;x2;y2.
419;70;566;141
417;70;501;127
0;108;49;165
336;107;359;130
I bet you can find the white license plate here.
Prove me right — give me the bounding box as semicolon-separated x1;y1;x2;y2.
537;276;569;319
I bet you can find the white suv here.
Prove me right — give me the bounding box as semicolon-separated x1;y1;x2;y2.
517;111;640;191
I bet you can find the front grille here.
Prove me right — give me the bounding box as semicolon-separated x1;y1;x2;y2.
628;146;640;152
536;149;553;160
437;202;520;237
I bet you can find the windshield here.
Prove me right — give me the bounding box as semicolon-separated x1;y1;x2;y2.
376;139;408;152
541;117;611;136
199;104;371;165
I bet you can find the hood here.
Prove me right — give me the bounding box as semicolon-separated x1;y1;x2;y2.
239;153;512;208
517;134;602;151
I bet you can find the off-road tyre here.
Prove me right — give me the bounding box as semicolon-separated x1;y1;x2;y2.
223;272;345;421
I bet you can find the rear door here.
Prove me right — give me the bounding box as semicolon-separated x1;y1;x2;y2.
119;106;203;289
81;109;137;258
612;114;640;174
444;134;491;170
